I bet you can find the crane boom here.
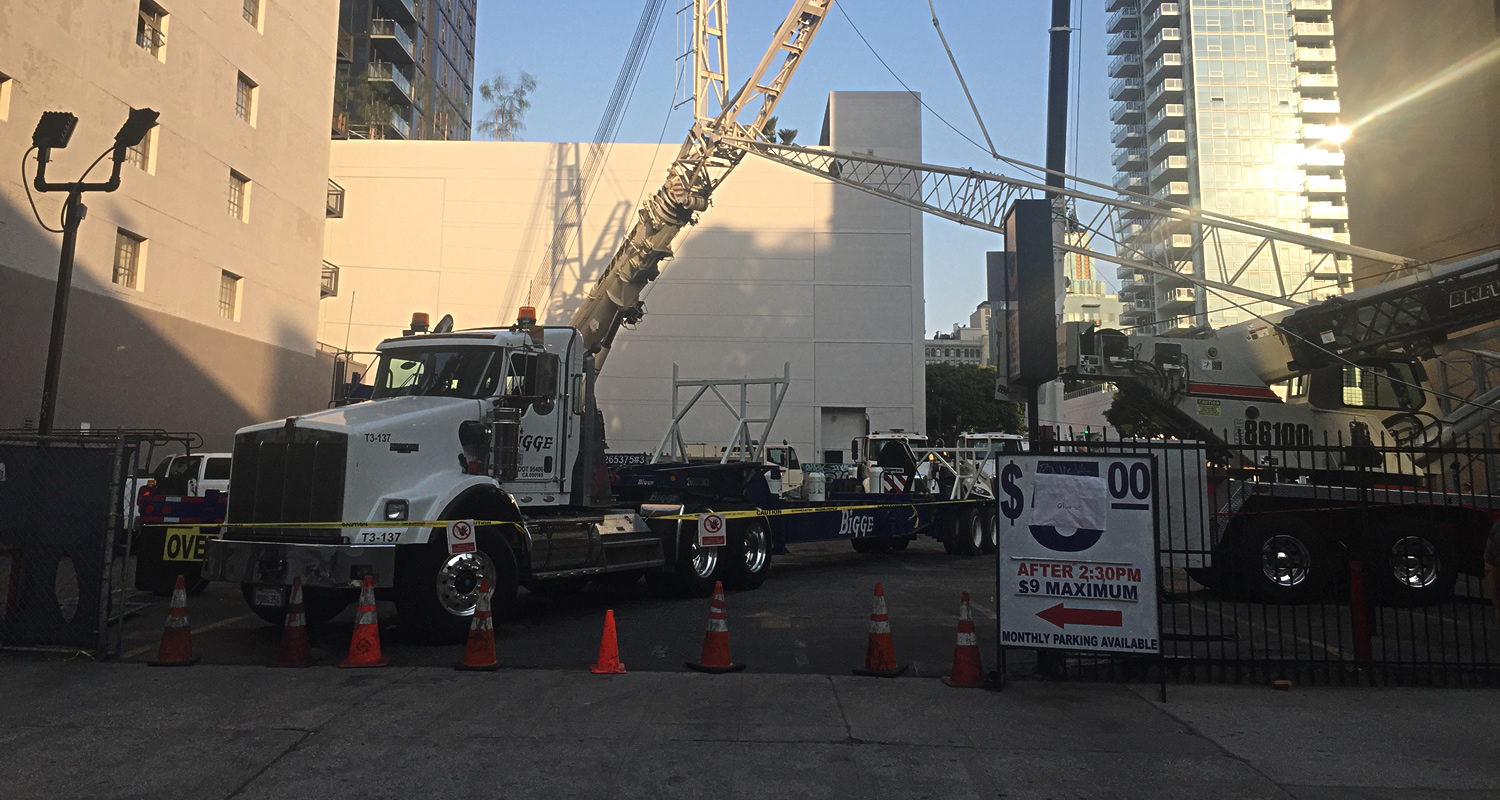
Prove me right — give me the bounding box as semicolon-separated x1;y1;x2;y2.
569;0;831;370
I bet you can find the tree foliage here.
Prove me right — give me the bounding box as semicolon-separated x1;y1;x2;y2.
334;71;393;138
925;363;1025;444
476;71;538;141
761;116;798;144
1103;382;1165;439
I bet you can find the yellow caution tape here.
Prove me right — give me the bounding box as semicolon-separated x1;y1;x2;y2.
144;519;521;529
652;498;981;521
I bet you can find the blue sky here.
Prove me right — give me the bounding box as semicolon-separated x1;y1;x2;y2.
472;0;1113;333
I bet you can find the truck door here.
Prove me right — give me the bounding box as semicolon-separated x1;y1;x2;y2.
503;351;565;486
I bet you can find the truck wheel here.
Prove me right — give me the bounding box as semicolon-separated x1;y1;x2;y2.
395;536;518;644
646;529;721;598
1227;516;1331;604
889;535;912;551
941;514;962;555
724;520;772;590
952;511;983;557
851;538;892;554
239;584;356;627
981;511;998;555
1361;519;1458;606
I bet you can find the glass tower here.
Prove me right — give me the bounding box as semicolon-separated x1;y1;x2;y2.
1107;0;1351;334
334;0;477;141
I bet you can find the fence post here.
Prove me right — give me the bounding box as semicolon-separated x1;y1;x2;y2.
1348;560;1373;665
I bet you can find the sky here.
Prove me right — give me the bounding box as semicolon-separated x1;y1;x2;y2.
471;0;1114;334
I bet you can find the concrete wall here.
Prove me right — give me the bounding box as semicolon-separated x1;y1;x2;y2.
320;91;925;459
0;0;339;448
1334;0;1500;273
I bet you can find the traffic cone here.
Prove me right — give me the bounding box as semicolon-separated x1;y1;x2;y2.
339;575;388;668
148;574;199;666
942;591;986;688
271;577;312;668
853;582;908;677
685;581;745;673
589;609;626;674
456;579;500;672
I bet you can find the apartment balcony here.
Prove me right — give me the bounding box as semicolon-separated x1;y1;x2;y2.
1110;77;1144;101
1300;97;1341;115
1148;128;1188;158
1149;155;1188;182
321;261;340;299
1298;72;1338;90
1305;175;1346;194
1154;181;1189;200
326;179;345;218
336;28;353;63
1145;28;1182;59
1112;123;1146;147
1109;52;1144;78
1144;2;1179;34
1131;297;1156;312
1145;52;1182;81
1109;30;1142;56
1121;202;1150;220
375;0;416;25
369;19;414;64
1310;228;1351;245
1303;148;1346;167
386;108;411;139
1114;172;1147;193
1307;202;1349;221
1167;232;1195;252
1146;77;1184;108
368;61;413;104
1292;21;1335;41
1292;0;1333;11
1120;274;1152;295
1302;123;1349;142
1111;100;1146;124
1147;103;1185;135
1295;46;1337;63
1107;6;1141;33
1112;147;1148;170
1106;0;1138;12
1158;286;1195;311
1162;314;1200;334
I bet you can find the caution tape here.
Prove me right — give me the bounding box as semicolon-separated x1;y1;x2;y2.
143;520;522;530
652;498;981;522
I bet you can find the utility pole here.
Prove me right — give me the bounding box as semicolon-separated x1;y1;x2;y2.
1035;0;1072;446
30;108;158;435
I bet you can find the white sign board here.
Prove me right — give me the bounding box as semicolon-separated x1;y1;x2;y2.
447;519;477;555
995;455;1160;655
697;512;727;548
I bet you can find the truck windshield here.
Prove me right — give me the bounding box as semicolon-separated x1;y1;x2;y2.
371;347;503;400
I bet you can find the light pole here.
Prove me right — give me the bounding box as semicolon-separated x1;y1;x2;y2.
29;107;158;435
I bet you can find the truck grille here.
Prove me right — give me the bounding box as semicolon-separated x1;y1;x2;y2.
225;426;347;543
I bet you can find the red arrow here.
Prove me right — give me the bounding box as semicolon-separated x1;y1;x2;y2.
1036;603;1123;629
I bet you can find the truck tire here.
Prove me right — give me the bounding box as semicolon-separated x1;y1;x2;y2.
851;537;892;554
889;535;912;551
240;584;356;627
1360;518;1458;606
1227;515;1332;604
981;511;998;555
724;519;772;591
646;528;722;598
952;511;983;557
941;513;962;555
394;533;518;645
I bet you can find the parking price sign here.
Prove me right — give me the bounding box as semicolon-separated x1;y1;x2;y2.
995;455;1160;655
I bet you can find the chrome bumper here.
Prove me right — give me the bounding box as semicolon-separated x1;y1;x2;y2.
203;539;397;589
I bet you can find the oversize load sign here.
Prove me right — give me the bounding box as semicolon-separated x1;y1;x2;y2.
996;455;1160;655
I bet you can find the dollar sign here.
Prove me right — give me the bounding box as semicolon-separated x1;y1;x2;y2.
999;462;1024;524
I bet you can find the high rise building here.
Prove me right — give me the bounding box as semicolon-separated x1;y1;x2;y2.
1107;0;1352;334
334;0;477;141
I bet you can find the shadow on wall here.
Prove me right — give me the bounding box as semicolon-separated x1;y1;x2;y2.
0;194;334;450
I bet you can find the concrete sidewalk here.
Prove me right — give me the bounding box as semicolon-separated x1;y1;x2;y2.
0;660;1496;799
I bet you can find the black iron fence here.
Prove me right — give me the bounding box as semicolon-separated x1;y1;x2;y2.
1018;430;1500;686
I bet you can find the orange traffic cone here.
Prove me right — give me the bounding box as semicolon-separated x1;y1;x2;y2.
942;591;986;688
148;574;199;666
589;609;626;674
456;579;500;672
271;578;312;668
853;582;908;677
339;575;388;668
686;581;745;673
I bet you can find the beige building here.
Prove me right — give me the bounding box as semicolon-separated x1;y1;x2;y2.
0;0;340;447
321;92;926;463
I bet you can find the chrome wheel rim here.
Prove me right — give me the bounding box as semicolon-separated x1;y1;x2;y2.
970;515;984;549
1389;536;1439;588
691;541;719;579
1260;534;1312;587
742;523;769;573
435;551;495;616
987;514;999;547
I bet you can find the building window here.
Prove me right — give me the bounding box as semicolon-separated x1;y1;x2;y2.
242;0;260;28
137;1;167;61
228;170;250;221
113;230;145;290
219;271;242;320
0;72;11;122
235;72;257;124
124;125;154;172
